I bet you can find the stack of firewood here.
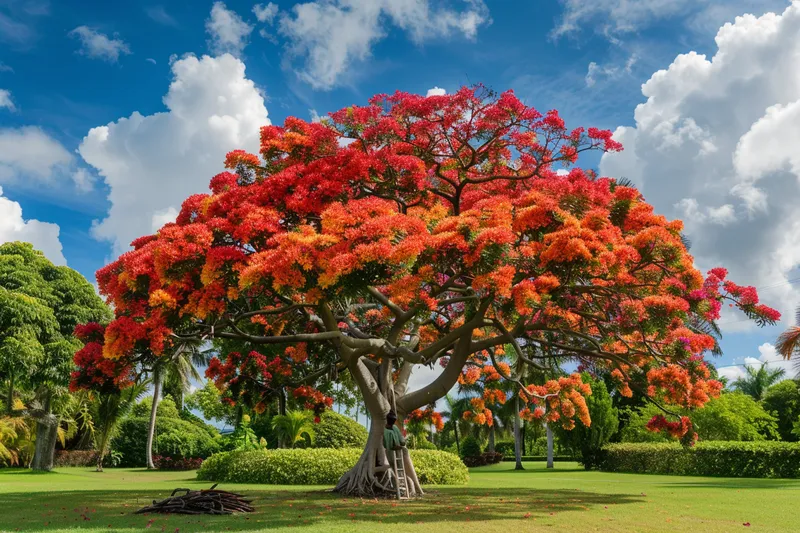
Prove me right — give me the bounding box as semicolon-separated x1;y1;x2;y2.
135;485;254;515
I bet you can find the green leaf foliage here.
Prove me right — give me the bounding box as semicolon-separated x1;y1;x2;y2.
0;242;110;394
112;416;220;467
601;441;800;478
460;435;482;458
197;448;468;485
312;410;368;449
762;380;800;442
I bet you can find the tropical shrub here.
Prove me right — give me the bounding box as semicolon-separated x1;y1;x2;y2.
311;411;367;449
131;396;181;419
153;455;204;470
197;448;468;485
601;441;800;478
113;417;220;467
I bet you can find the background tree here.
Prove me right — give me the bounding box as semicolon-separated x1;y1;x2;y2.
441;393;470;455
554;373;618;469
761;380;800;441
0;243;110;471
95;87;779;496
732;365;786;401
621;392;778;442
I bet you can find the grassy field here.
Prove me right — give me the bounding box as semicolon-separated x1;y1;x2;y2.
1;462;799;532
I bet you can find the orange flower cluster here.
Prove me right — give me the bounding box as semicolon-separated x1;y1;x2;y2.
405;407;445;432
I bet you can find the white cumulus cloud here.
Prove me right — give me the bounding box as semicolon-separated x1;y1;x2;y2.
0;126;72;182
206;2;254;57
253;2;279;24
68;26;131;63
426;86;446;96
0;89;13;110
717;342;794;383
599;2;800;328
0;185;65;265
279;0;490;90
79;53;270;254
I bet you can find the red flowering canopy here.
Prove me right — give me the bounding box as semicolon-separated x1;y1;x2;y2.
96;87;778;494
71;323;134;394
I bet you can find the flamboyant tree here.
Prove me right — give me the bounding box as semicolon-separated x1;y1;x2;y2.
95;87;779;496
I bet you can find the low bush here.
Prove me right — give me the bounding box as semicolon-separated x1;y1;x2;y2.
113;417;220;467
483;451;503;464
460;436;482;459
601;441;800;478
312;411;368;449
197;448;468;485
54;450;98;467
153;455;204;470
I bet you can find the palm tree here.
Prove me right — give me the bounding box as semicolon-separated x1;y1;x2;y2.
145;341;208;469
732;364;786;401
440;394;470;455
271;410;315;448
93;380;148;471
777;308;800;377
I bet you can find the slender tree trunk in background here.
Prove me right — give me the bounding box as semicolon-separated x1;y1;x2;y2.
146;369;162;470
522;423;526;456
514;393;523;470
487;424;495;453
546;423;554;469
454;422;460;455
6;370;14;414
31;390;57;471
277;388;287;448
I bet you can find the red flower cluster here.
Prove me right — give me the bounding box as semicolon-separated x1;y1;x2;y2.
646;414;697;444
70;323;134;394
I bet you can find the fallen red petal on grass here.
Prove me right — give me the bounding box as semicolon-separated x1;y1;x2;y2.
743;523;751;527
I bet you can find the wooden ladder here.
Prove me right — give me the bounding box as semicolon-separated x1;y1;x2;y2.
392;449;410;500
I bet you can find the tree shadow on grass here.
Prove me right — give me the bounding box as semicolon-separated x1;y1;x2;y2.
0;487;642;532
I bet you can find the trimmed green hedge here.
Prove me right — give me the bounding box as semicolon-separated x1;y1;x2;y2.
197;448;468;485
500;455;575;462
601;442;800;478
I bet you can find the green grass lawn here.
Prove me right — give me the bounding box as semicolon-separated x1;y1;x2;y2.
1;462;798;532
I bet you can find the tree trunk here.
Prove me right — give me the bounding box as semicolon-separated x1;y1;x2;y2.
546;422;554;469
453;421;460;455
514;393;523;470
333;358;422;498
146;370;162;470
487;424;495;453
522;422;526;456
6;370;14;414
31;391;57;471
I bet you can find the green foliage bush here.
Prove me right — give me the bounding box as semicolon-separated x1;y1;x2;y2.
312;411;368;449
494;439;516;457
197;448;468;485
113;417;220;467
601;441;800;478
460;436;482;459
763;381;800;442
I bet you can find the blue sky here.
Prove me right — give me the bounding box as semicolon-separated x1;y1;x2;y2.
1;0;799;389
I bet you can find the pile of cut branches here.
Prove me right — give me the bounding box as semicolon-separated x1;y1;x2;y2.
135;485;254;515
